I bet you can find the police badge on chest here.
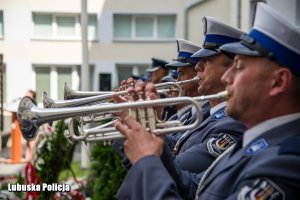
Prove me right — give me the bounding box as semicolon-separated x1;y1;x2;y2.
207;133;236;157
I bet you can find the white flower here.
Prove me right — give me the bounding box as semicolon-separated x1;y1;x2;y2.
36;137;47;154
35;158;45;171
47;142;52;151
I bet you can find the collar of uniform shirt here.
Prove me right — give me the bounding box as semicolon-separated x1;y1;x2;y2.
243;112;300;147
209;101;227;116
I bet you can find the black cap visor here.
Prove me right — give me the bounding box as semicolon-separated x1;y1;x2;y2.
166;61;191;69
220;42;263;57
146;67;160;72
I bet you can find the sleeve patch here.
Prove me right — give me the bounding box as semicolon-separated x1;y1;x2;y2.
207;133;236;157
237;178;285;200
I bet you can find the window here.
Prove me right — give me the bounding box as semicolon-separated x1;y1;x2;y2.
35;67;51;103
2;64;5;103
33;13;52;36
114;15;131;38
99;73;111;91
57;16;76;37
0;11;3;38
136;17;153;38
117;64;148;83
114;14;176;40
0;55;5;104
34;65;94;103
33;13;97;40
0;55;4;132
57;67;72;100
157;15;175;38
88;15;97;39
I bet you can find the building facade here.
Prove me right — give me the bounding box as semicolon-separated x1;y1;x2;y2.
0;0;299;105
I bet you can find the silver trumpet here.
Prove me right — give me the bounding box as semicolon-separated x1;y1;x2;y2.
155;76;200;91
43;91;115;109
66;118;120;143
43;92;117;127
43;76;200;109
17;90;227;142
68;90;229;142
63;76;200;100
64;83;113;100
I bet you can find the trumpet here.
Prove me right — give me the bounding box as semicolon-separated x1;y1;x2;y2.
68;91;229;142
66;118;120;143
43;91;114;108
63;76;200;100
44;76;200;109
18;90;228;142
64;83;113;100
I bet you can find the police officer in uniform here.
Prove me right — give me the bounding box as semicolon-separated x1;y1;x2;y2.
115;17;247;175
115;3;300;200
164;39;211;150
115;16;247;198
113;40;204;169
113;57;172;169
162;17;246;174
146;58;169;84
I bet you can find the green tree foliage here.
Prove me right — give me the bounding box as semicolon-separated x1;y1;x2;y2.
88;143;126;200
35;120;76;199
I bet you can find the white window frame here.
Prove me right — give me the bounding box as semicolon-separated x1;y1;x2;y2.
33;64;95;104
114;14;176;42
33;65;79;105
32;12;97;41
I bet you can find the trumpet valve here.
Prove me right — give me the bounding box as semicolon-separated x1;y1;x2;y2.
147;107;156;133
137;92;147;127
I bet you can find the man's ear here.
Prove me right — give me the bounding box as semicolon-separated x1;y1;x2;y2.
269;68;292;96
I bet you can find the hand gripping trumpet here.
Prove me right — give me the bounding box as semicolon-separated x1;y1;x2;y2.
17;90;228;142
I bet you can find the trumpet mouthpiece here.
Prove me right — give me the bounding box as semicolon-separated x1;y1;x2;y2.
218;90;229;99
215;90;229;100
193;76;201;81
224;90;229;98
